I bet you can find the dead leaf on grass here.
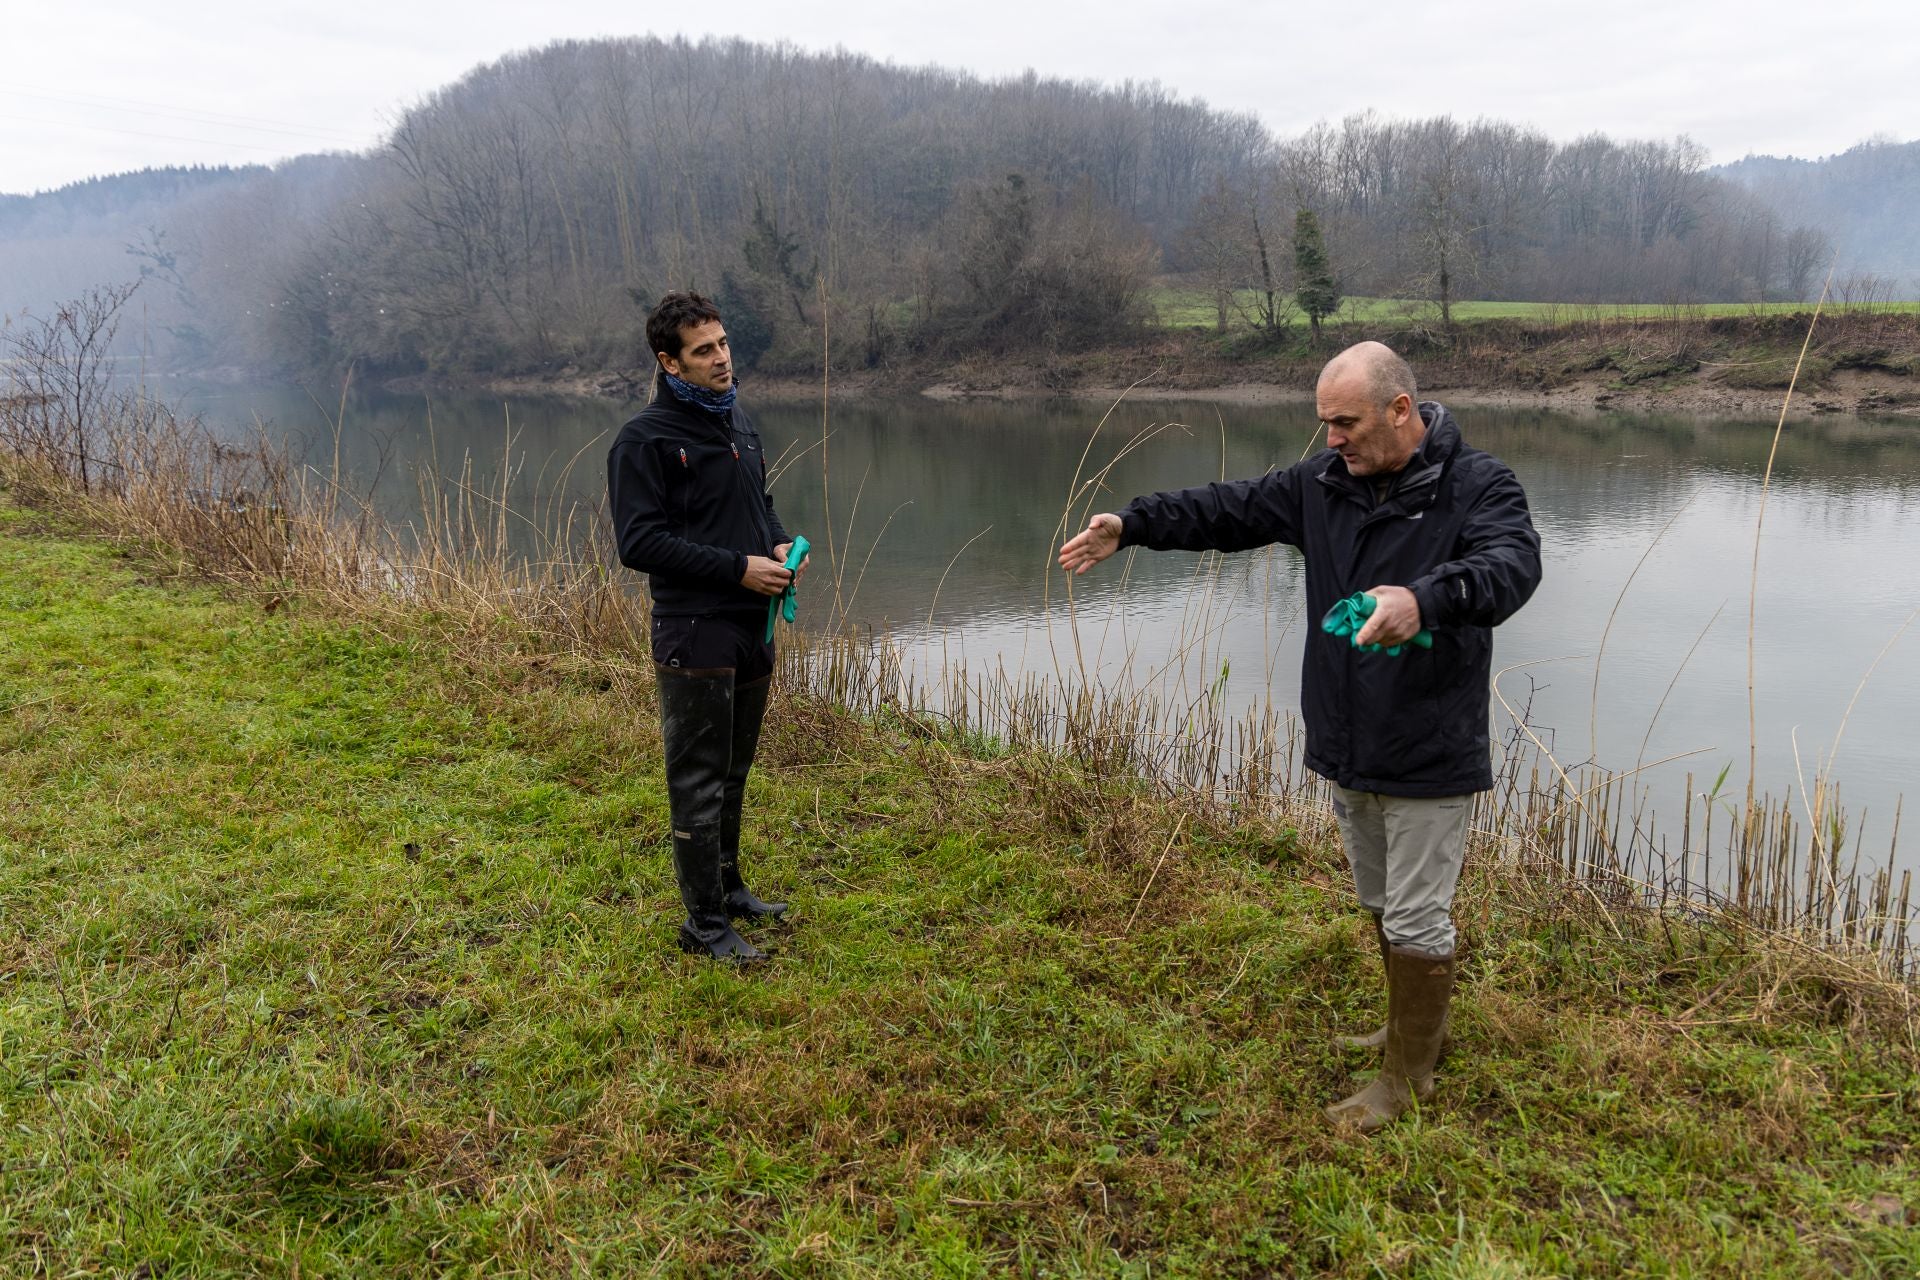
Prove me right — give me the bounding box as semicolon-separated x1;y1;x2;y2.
1846;1193;1909;1227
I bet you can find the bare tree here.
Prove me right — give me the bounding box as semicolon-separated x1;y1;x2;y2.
1783;225;1833;302
1;282;138;491
1409;118;1480;330
1181;179;1250;331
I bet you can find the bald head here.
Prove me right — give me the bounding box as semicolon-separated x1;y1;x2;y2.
1314;341;1426;477
1318;341;1417;411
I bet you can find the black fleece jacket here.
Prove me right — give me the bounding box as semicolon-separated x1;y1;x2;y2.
1117;402;1541;796
607;380;790;618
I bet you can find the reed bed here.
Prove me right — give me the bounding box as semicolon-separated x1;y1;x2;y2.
831;621;1916;982
4;288;1914;1004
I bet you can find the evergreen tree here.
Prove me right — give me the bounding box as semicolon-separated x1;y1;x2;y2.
1292;207;1339;346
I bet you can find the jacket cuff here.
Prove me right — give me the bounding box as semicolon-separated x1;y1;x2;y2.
1118;508;1146;548
1409;577;1443;631
728;550;748;586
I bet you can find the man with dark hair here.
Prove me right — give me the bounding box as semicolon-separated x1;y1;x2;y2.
609;290;805;962
1058;340;1542;1132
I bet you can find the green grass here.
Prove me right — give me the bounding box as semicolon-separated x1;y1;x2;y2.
1;492;1917;1276
1149;286;1920;331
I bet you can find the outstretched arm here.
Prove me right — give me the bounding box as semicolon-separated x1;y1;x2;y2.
1058;466;1307;574
1058;513;1123;575
1115;468;1305;555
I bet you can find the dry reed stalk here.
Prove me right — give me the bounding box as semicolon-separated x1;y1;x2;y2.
4;298;1916;999
1746;268;1834;818
814;274;847;624
1591;494;1697;767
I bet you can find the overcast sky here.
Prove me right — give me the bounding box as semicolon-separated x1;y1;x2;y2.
6;0;1916;195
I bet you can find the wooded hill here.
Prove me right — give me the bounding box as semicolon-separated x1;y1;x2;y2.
1717;138;1920;300
2;36;1908;380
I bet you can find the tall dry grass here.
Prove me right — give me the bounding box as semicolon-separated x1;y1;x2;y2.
4;287;1912;1002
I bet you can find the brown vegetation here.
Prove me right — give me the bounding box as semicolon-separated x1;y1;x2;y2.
7;38;1873;391
5;287;1913;1002
829;309;1920;418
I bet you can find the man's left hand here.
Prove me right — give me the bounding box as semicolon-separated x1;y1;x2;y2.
1354;585;1422;648
774;542;811;585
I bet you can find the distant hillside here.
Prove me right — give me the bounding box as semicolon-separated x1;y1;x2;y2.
1717;139;1920;297
0;165;265;237
1;165;268;344
4;37;1905;379
0;158;355;366
72;39;1827;379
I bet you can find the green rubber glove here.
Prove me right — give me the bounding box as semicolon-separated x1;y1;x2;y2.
765;534;810;643
1320;590;1433;657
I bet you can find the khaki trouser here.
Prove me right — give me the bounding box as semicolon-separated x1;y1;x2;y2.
1331;786;1471;954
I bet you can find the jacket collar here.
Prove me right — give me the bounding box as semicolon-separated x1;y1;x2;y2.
653;371;737;435
1316;401;1461;509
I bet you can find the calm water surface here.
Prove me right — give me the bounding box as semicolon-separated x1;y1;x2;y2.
176;381;1920;868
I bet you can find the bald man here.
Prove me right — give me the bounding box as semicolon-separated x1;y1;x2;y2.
1059;342;1541;1134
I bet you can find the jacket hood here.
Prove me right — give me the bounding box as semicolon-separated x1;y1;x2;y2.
1415;401;1461;465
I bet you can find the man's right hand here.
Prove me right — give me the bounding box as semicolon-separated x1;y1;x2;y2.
741;555;794;597
1058;513;1123;575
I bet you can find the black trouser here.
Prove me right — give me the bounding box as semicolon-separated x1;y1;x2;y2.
652;611;781;951
651;611;776;683
652;611;776;864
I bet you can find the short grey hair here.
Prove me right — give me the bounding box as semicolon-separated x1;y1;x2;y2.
1320;340;1418;409
1364;347;1418;409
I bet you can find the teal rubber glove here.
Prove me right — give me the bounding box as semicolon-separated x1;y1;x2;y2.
765;534;810;643
1320;590;1433;657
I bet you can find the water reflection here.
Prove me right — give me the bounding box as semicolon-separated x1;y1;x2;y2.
176;380;1920;863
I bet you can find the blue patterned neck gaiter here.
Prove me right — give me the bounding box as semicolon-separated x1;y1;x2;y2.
663;370;738;415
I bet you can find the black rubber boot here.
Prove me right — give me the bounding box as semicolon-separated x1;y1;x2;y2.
719;672;787;922
672;823;763;962
658;665;763;963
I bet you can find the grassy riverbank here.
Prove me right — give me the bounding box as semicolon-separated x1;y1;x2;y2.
907;309;1920;419
3;478;1919;1276
1144;289;1920;330
485;306;1920;421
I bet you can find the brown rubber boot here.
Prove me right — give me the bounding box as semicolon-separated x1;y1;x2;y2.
1334;915;1390;1051
1336;917;1451;1058
1324;945;1455;1133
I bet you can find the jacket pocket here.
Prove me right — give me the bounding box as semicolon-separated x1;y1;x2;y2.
1353;652;1449;783
651;615;700;667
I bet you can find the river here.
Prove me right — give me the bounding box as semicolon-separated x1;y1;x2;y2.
173;379;1920;873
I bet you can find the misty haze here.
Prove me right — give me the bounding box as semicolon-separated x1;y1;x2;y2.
2;36;1918;380
5;19;1920;1277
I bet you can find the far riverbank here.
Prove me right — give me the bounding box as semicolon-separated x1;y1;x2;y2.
448;310;1920;420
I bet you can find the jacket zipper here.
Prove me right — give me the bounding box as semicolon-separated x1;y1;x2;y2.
724;420;773;546
1343;465;1441;586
